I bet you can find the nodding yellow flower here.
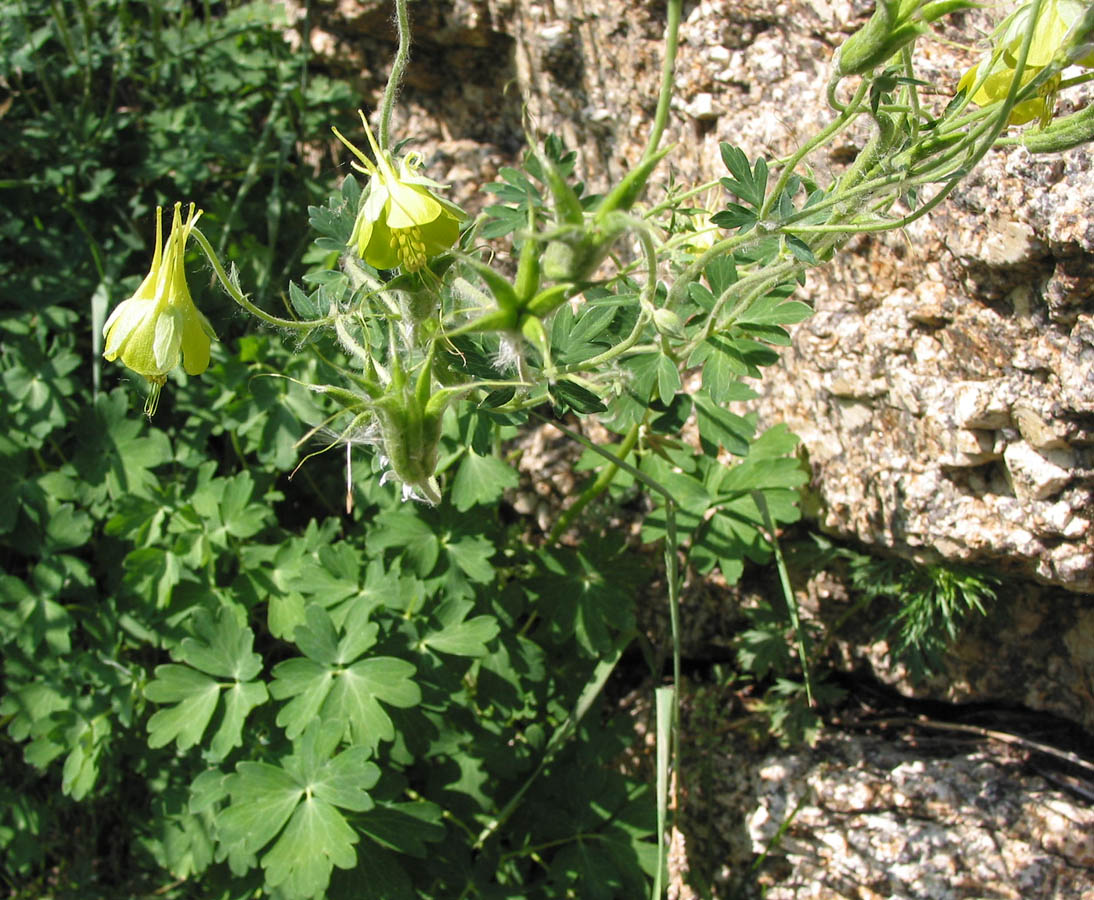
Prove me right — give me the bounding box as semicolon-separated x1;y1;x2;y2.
958;0;1094;126
333;111;465;272
102;203;216;415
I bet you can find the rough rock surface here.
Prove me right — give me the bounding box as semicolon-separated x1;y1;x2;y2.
808;566;1094;737
746;730;1094;900
659;682;1094;900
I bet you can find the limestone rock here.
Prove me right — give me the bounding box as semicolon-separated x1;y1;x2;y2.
747;731;1094;900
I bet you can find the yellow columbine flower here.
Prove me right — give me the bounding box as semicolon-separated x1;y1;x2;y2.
333;111;465;272
102;203;216;415
958;0;1094;126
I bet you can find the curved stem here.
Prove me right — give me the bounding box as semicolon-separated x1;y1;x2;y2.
682;259;797;358
379;0;412;151
546;422;640;544
190;228;327;331
760;78;870;220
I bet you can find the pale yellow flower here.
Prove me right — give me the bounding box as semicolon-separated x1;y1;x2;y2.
334;111;464;272
102;203;216;414
959;0;1094;125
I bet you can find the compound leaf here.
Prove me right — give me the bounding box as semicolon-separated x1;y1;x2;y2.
271;606;419;751
144;607;269;758
220;721;380;899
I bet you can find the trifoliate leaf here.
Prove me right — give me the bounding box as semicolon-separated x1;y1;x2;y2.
719;143;768;208
525;538;644;656
441;533;497;584
2;573;73;655
270;605;419;752
71;390;173;501
368;506;440;577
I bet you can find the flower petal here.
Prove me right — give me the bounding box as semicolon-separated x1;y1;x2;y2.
152;306;182;372
420;213;462;258
180;304;213;375
385;180;442;230
104;296;155;359
362;214;401;270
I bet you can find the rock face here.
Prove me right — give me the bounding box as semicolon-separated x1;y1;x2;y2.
774;144;1094;593
747;730;1094;900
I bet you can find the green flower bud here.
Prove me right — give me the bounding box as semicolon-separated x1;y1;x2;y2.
1004;97;1094;151
375;396;444;500
837;0;976;77
541;213;630;284
652;308;685;340
372;347;447;504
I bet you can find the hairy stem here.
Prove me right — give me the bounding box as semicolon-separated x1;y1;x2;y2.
643;0;683;162
191;228;327;331
379;0;412;150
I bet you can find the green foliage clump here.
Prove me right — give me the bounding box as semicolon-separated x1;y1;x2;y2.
843;550;998;681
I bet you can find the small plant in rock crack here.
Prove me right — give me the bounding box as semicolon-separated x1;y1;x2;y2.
4;0;1091;897
840;547;999;683
737;534;1000;745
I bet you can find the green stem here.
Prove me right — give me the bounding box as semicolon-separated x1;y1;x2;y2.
472;634;630;851
546;422;640;544
644;178;722;219
190;228;327;331
379;0;412;151
899;44;922;145
562;308;651;373
760;78;870;220
682;259;798;358
753;490;814;705
532;412;683;863
643;0;682;163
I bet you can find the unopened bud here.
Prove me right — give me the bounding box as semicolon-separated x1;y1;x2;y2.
652;308;685;340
